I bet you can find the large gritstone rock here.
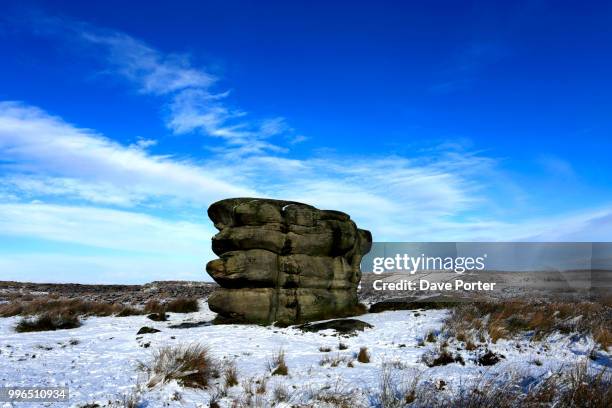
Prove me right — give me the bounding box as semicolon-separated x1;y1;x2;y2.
206;198;372;325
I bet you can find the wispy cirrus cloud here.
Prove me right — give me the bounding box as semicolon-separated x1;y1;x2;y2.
80;30;216;95
15;11;294;156
70;22;293;156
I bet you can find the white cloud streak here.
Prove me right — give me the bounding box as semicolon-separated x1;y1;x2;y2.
0;101;494;241
0;101;256;208
74;25;292;156
80;30;216;94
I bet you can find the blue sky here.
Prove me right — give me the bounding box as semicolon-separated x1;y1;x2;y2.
1;1;611;283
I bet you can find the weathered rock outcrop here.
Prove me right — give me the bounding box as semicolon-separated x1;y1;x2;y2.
206;198;372;324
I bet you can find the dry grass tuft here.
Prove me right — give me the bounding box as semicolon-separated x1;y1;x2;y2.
555;362;611;407
144;300;163;314
117;387;141;408
0;302;24;317
368;365;420;408
238;376;268;407
488;324;506;343
224;362;239;388
465;339;477;351
357;347;370;363
272;384;290;403
373;360;611;408
255;377;267;394
15;312;81;332
1;298;143;318
165;297;199;313
115;306;142;317
139;344;217;389
306;380;359;408
594;327;611;350
455;330;467;342
422;346;465;367
444;299;612;348
142;298;198;315
268;349;288;376
320;353;351;367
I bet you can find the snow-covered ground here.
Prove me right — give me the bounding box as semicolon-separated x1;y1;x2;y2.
0;302;608;407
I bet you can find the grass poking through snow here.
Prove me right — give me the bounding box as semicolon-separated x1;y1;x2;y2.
15;312;81;332
139;344;217;389
357;347;370;363
443;299;612;350
267;349;288;376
